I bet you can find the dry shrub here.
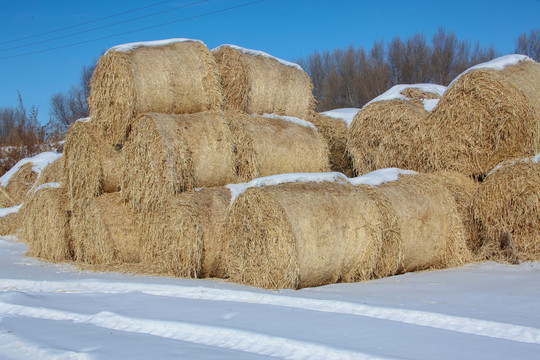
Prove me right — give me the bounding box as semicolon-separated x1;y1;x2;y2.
5;162;38;204
223;182;401;289
90;40;223;145
227;111;330;182
20;186;71;261
141;187;230;278
423;171;480;250
63;120;122;208
347;100;428;175
472;157;540;260
423;60;540;178
122;112;236;213
310;113;354;177
376;174;471;273
71;193;140;265
213;45;314;119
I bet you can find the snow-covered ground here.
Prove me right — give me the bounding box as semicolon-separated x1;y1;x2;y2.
0;236;539;360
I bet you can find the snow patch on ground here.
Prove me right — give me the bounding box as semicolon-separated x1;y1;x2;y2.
212;44;303;71
0;152;62;188
319;108;361;127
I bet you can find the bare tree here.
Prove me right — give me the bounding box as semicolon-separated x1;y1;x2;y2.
515;28;540;61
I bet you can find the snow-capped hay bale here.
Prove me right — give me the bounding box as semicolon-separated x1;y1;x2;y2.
20;185;71;261
63;119;122;207
424;56;540;178
223;181;400;289
348;84;446;175
4;163;37;204
227;112;330;182
71;193;140;265
33;156;64;189
90;39;223;145
310;113;354;177
423;171;480;250
213;45;314;119
0;204;23;236
141;187;230;279
122;112;236;213
472;155;540;260
376;174;471;273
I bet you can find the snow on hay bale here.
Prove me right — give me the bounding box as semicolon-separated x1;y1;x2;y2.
227;112;330;182
70;193;141;265
423;55;540;178
141;187;231;279
347;84;446;175
376;173;471;273
89;39;223;145
0;204;23;236
310;110;357;177
20;184;71;261
122;112;236;213
213;45;314;119
472;153;540;260
222;173;401;289
63;119;122;207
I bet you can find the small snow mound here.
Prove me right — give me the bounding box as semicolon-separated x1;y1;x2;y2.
364;84;447;108
349;168;418;186
0;203;23;218
212;44;303;71
449;54;533;87
423;99;440;112
76;117;92;123
319;108;361;127
109;38;205;53
226;172;349;204
0;152;62;188
259;113;317;130
32;182;62;194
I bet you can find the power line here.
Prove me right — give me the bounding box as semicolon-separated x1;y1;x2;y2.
0;0;265;60
0;0;209;53
0;0;178;46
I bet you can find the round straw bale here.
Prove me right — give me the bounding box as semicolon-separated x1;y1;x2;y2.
70;193;140;265
141;187;230;278
33;156;64;189
422;171;480;250
472;156;540;260
310;113;354;177
226;112;330;182
376;174;471;273
90;40;223;145
5;162;38;204
122;111;236;213
20;186;71;261
423;60;540;178
0;207;22;236
213;45;314;119
63;120;123;207
0;186;16;208
222;182;401;289
348;99;427;175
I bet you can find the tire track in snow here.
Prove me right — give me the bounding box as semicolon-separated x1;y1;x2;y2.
0;301;395;360
2;279;540;345
0;332;90;360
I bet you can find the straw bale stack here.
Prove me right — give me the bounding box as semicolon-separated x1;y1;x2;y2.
376;174;471;273
472;156;540;260
227;112;330;182
222;182;401;289
423;59;540;178
141;187;231;278
348;86;442;175
90;40;223;145
71;193;141;265
213;45;314;119
310;113;354;177
122;112;236;212
20;185;71;261
63;119;123;207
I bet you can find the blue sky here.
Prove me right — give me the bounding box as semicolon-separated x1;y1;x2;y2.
1;0;539;124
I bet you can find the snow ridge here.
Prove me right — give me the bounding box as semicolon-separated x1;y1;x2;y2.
108;38;204;53
319;108;361;127
212;44;303;71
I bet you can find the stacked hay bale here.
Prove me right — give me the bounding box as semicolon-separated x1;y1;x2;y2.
422;55;540;179
310;109;359;177
347;84;446;175
472;154;540;261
